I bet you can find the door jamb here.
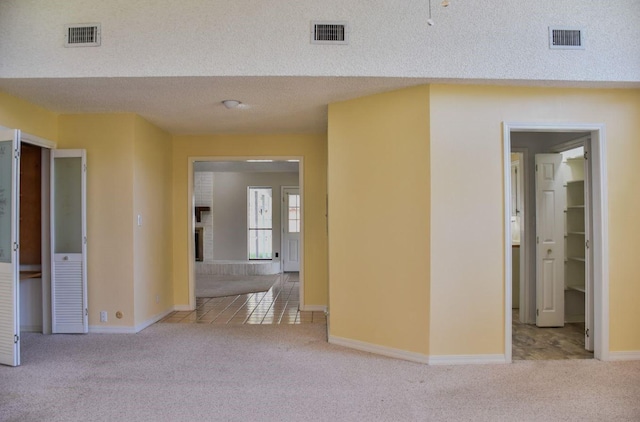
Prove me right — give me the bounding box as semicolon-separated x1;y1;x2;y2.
503;122;609;362
510;148;529;326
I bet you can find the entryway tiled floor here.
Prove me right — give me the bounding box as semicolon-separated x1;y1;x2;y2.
512;310;593;360
158;273;326;325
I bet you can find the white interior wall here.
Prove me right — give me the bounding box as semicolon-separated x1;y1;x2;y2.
1;0;638;83
211;172;298;261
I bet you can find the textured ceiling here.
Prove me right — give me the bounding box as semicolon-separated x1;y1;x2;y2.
0;76;438;134
0;76;636;135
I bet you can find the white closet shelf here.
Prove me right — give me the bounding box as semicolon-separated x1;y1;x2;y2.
567;285;586;293
567;256;586;262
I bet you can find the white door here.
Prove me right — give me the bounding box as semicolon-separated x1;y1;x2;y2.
282;187;300;272
583;143;594;351
535;154;565;327
0;129;20;366
51;150;88;333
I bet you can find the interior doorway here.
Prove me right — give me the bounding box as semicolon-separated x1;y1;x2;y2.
186;157;305;312
504;123;609;362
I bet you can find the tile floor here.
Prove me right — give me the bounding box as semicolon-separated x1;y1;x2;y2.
159;272;326;325
512;309;593;360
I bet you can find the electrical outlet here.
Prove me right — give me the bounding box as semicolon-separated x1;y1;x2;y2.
100;311;107;322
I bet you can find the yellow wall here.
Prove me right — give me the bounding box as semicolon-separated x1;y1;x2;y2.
0;91;58;141
171;134;328;308
58;114;136;327
327;86;431;355
133;116;173;326
429;85;640;355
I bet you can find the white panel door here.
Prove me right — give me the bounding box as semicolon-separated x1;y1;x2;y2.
535;154;565;327
0;129;20;366
51;150;88;333
282;187;300;272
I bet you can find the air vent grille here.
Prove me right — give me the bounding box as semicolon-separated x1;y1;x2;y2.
311;21;349;44
65;24;101;47
549;27;584;50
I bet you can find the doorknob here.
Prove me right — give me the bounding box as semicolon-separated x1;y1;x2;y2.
547;249;552;254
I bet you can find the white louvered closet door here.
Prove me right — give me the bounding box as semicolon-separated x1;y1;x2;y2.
0;129;20;366
51;150;88;334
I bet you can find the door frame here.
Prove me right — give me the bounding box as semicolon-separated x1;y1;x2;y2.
503;122;609;362
186;156;304;311
510;148;529;325
280;185;300;273
20;132;55;335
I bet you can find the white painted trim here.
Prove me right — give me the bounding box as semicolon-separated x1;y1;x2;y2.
504;122;609;362
89;325;137;334
608;351;640;361
511;148;529;326
134;309;174;333
173;304;193;312
329;335;429;364
503;123;513;363
428;354;508;365
299;305;326;312
21;132;56;149
187;156;306;313
89;309;174;334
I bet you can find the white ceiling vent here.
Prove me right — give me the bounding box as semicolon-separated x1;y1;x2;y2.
311;21;349;45
549;27;584;50
65;23;101;47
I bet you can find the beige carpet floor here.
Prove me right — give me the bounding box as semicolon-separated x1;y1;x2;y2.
1;324;639;421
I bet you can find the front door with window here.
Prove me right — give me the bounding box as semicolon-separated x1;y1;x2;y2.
282;187;300;272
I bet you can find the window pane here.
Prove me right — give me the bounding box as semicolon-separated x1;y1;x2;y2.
249;229;272;259
287;193;300;233
248;187;272;259
248;187;272;229
0;140;12;263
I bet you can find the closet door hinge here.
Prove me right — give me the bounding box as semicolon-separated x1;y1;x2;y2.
536;236;539;244
14;334;19;344
13;242;19;251
584;151;589;160
14;149;20;159
85;308;88;317
585;240;590;249
536;309;539;317
585;328;590;338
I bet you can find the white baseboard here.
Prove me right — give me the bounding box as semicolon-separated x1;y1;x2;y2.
428;354;508;365
329;335;430;364
608;351;640;361
89;325;137;334
134;308;174;333
173;304;193;312
89;308;174;334
299;304;327;312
